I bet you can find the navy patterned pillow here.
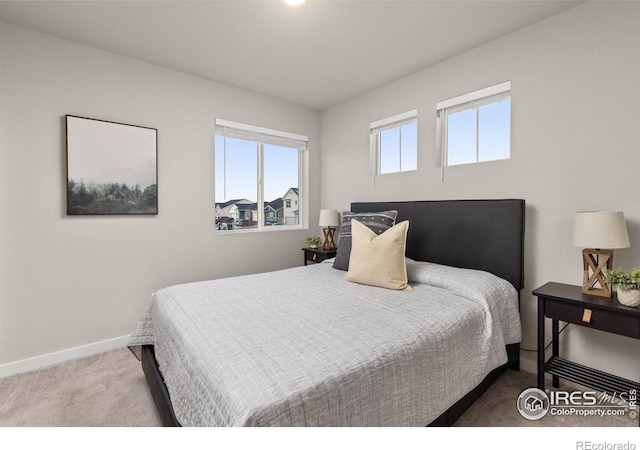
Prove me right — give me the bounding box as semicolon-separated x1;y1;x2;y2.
332;210;398;271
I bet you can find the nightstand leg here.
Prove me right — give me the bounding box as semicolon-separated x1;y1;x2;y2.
537;297;545;390
552;318;560;388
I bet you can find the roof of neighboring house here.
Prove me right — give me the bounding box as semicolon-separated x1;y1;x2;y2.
215;198;251;209
283;187;299;198
266;198;283;211
217;197;286;212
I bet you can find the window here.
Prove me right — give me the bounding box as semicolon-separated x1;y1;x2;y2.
437;82;510;168
214;119;308;232
370;110;418;177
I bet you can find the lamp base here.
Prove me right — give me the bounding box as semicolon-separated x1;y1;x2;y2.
322;227;336;252
581;248;613;298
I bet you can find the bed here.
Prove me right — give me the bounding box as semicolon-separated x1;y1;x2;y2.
129;199;525;427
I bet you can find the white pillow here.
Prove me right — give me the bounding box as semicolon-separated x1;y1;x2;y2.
344;219;411;291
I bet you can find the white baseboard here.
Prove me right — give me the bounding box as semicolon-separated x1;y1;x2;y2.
519;354;536;375
0;335;131;379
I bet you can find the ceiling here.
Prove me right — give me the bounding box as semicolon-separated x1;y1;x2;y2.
0;0;583;110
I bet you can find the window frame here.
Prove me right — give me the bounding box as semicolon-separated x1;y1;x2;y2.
436;82;511;176
214;118;308;233
369;109;418;182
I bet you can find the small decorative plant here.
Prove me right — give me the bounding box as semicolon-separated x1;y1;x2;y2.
306;236;322;248
603;267;640;291
603;267;640;307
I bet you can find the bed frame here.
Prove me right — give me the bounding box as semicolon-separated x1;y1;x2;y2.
141;198;526;427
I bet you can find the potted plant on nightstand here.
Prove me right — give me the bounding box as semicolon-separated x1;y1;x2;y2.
603;267;640;307
306;236;322;249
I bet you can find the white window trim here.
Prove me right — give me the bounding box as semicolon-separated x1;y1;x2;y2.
436;82;511;180
369;109;418;184
370;109;417;132
215;118;308;147
436;81;510;111
214;119;309;232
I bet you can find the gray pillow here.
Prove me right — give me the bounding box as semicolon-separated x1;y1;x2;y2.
332;210;398;271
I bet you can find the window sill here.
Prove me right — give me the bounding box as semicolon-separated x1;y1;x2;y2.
215;224;307;234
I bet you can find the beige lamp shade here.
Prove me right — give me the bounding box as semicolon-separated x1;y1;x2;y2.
571;211;630;249
319;209;339;227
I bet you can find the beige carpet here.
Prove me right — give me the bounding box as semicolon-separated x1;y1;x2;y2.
0;348;161;427
454;368;637;427
0;348;636;427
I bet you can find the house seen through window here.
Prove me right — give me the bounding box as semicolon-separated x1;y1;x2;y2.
214;119;307;232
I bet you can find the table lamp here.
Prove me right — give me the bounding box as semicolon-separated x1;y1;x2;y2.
571;211;630;297
319;209;339;251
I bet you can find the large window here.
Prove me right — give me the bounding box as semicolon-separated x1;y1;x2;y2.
437;82;510;168
214;119;307;232
370;110;418;177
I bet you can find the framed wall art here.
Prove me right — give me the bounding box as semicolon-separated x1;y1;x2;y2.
66;115;158;215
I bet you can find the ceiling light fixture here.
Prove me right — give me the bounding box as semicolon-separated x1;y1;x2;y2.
284;0;306;6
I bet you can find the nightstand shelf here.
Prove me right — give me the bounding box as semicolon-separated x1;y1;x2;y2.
545;356;640;395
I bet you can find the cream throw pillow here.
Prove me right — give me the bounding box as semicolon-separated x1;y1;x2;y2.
344;219;412;291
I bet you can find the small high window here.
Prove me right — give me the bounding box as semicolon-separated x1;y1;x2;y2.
370;110;418;176
437;82;511;168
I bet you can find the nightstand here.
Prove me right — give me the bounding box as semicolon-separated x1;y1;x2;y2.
302;247;337;266
533;282;640;395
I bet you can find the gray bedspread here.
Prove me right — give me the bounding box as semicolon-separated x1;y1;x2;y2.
128;259;521;426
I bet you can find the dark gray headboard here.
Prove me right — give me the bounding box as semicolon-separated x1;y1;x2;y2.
350;199;525;291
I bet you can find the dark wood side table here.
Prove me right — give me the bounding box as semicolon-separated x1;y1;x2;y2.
302;247;337;266
533;282;640;395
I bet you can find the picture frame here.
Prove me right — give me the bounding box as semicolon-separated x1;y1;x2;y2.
65;115;158;215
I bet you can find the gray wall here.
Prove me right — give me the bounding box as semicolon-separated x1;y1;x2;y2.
0;22;320;368
320;2;640;379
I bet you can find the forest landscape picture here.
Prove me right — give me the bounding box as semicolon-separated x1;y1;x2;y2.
66;115;158;215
